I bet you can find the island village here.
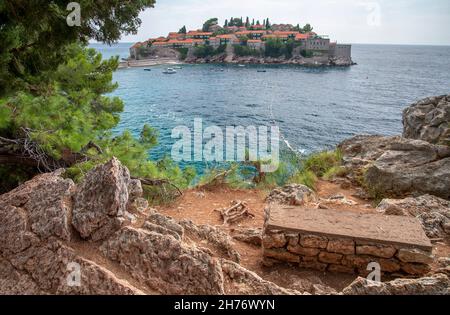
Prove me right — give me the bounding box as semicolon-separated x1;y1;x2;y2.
127;17;353;66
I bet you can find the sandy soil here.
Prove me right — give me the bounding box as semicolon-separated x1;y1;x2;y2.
156;180;386;292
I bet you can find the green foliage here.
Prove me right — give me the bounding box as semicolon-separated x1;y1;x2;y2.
300;50;314;58
302;150;343;178
0;0;196;202
216;45;227;54
302;23;314;33
228;17;244;27
176;48;189;60
289;170;318;190
264;39;295;58
202;18;218;32
178;26;187;34
233;45;261;57
193;45;224;58
2;44;123;159
0;0;156;96
213;29;231;36
287;150;344;190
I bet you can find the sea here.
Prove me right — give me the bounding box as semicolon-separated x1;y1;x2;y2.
90;43;450;172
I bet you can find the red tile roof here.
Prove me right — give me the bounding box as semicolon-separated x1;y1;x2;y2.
295;33;309;40
187;31;213;36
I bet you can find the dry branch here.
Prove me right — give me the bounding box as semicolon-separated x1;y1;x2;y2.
214;200;255;225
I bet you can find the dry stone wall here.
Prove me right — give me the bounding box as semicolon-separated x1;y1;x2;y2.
263;229;433;276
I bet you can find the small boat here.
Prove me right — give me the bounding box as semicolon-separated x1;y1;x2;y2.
144;69;152;72
173;66;183;70
257;70;267;73
163;68;177;74
238;64;246;67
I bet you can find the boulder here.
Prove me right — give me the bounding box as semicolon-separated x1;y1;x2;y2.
72;158;133;241
377;195;450;238
267;184;317;206
403;94;450;145
3;239;143;295
100;227;225;295
342;273;449;295
0;171;74;255
180;219;240;263
232;228;262;246
339;135;450;199
220;259;302;295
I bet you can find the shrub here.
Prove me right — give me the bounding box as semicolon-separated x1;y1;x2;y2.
302;150;343;177
233;45;261;57
300;50;314;58
176;48;189;60
288;169;318;190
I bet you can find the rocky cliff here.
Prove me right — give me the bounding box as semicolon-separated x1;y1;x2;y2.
0;158;301;295
338;94;450;241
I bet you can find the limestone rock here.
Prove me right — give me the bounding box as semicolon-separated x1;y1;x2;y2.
403;94;450;145
327;239;355;255
262;233;287;249
377;195;450;238
377;195;450;217
397;248;434;264
180;219;240;263
72;158;132;241
300;235;328;249
288;245;320;257
418;211;450;239
264;249;300;263
221;259;302;295
339;135;450;199
318;252;343;264
355;244;397;259
0;257;44;294
0;171;74;244
100;227;225;295
342;273;450;295
267;184;317;206
232;228;262;246
7;239;143;295
127;179;143;202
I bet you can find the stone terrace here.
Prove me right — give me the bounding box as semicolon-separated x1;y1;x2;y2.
263;206;434;276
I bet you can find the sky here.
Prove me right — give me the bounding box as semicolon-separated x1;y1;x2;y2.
116;0;450;45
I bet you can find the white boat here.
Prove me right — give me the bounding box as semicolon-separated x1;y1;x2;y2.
173;66;183;69
163;68;177;74
238;64;246;67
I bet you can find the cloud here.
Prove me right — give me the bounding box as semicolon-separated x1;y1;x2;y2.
118;0;450;45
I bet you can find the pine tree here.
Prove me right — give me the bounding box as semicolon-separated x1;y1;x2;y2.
0;0;195;194
224;19;229;27
245;17;250;28
179;26;187;34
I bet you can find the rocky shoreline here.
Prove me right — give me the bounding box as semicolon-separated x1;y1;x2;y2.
186;54;355;67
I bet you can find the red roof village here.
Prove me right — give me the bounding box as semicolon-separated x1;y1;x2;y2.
129;18;352;63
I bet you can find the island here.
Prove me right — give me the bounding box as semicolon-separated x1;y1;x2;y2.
125;17;354;68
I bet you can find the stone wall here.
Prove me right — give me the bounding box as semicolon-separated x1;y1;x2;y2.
262;229;433;277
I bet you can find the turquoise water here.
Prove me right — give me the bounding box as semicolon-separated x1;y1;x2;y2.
91;43;450;170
